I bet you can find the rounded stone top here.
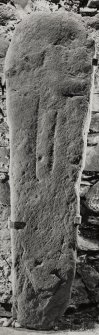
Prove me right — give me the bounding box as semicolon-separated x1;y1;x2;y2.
5;10;93;76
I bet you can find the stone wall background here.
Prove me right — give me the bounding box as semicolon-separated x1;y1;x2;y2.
0;0;99;330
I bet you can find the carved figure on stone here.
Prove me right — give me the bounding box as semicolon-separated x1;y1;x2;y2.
5;11;94;329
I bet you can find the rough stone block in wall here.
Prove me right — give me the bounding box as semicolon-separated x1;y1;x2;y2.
0;3;16;26
5;12;94;330
88;0;99;8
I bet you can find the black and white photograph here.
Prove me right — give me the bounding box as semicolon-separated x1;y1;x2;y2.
0;1;99;334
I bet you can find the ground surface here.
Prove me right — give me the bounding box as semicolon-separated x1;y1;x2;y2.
0;325;99;335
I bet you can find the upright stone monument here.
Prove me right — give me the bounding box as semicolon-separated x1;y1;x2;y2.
5;11;94;329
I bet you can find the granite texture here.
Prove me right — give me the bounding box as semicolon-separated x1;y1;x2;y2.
5;11;94;329
0;0;99;331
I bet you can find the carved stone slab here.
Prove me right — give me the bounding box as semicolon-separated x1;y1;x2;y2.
5;12;94;329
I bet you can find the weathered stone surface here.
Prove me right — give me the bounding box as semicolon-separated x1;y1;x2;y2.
0;202;11;304
77;264;99;302
88;0;99;8
85;144;99;171
0;4;16;25
87;133;99;146
13;0;29;8
85;181;99;212
80;184;90;197
0;36;9;58
78;235;99;250
0;181;10;206
1;326;99;335
0;146;9;172
0;0;98;329
87;14;99;29
5;11;94;329
70;276;90;307
13;0;80;13
0;25;11;306
92;94;99;112
89;113;99;133
80;7;97;15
